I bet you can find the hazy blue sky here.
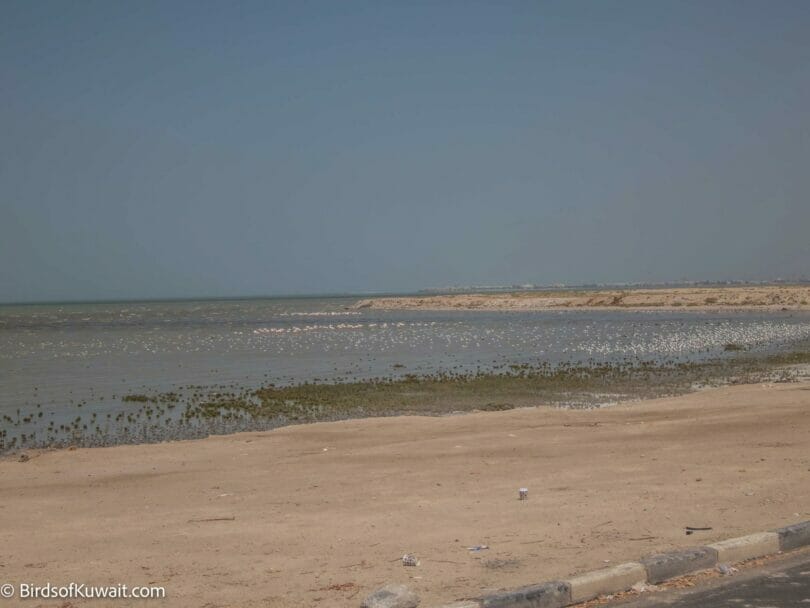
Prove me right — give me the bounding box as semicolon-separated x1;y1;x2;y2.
2;1;809;302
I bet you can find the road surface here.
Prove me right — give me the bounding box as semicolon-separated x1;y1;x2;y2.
606;548;810;607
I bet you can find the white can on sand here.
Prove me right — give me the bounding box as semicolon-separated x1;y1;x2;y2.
519;487;528;500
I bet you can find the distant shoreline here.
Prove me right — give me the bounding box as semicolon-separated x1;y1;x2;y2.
354;285;810;312
3;282;809;308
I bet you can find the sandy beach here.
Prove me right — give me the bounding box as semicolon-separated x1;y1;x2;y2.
355;285;810;312
3;380;810;607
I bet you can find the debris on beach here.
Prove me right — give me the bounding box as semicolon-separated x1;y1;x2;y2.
360;583;420;608
631;582;660;593
320;581;358;592
684;526;712;535
518;487;528;500
467;544;489;551
716;563;738;576
401;553;420;566
483;558;521;571
187;516;236;523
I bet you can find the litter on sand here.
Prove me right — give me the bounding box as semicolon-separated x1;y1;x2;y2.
401;554;420;566
685;526;713;535
467;545;489;552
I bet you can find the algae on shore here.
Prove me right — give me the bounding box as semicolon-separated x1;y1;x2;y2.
4;346;810;454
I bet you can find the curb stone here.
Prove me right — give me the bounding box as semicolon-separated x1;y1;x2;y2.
775;520;810;551
480;581;571;608
428;520;810;608
639;546;718;584
708;531;780;563
567;562;646;603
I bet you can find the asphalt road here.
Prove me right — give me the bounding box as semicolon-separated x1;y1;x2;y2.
608;548;810;607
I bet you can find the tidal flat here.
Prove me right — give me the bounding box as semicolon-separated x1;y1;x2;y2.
4;346;810;454
4;298;810;454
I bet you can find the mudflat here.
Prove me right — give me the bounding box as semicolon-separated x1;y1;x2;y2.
355;285;810;311
3;382;810;607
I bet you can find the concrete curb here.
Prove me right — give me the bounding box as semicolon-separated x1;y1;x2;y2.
479;581;571;608
429;520;810;608
775;520;810;551
567;562;646;603
639;546;717;584
708;531;780;564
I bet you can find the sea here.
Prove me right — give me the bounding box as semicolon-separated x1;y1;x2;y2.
2;296;810;450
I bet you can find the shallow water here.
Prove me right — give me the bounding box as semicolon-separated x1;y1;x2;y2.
2;296;810;447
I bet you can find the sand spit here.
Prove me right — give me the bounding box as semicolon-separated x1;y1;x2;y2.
355;285;810;312
3;381;810;607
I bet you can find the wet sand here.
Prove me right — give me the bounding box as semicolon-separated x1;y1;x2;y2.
355;285;810;311
2;380;810;607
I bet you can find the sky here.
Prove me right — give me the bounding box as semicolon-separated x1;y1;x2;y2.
2;1;809;302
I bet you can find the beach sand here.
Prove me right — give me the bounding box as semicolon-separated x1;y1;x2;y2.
355;285;810;311
3;381;810;607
